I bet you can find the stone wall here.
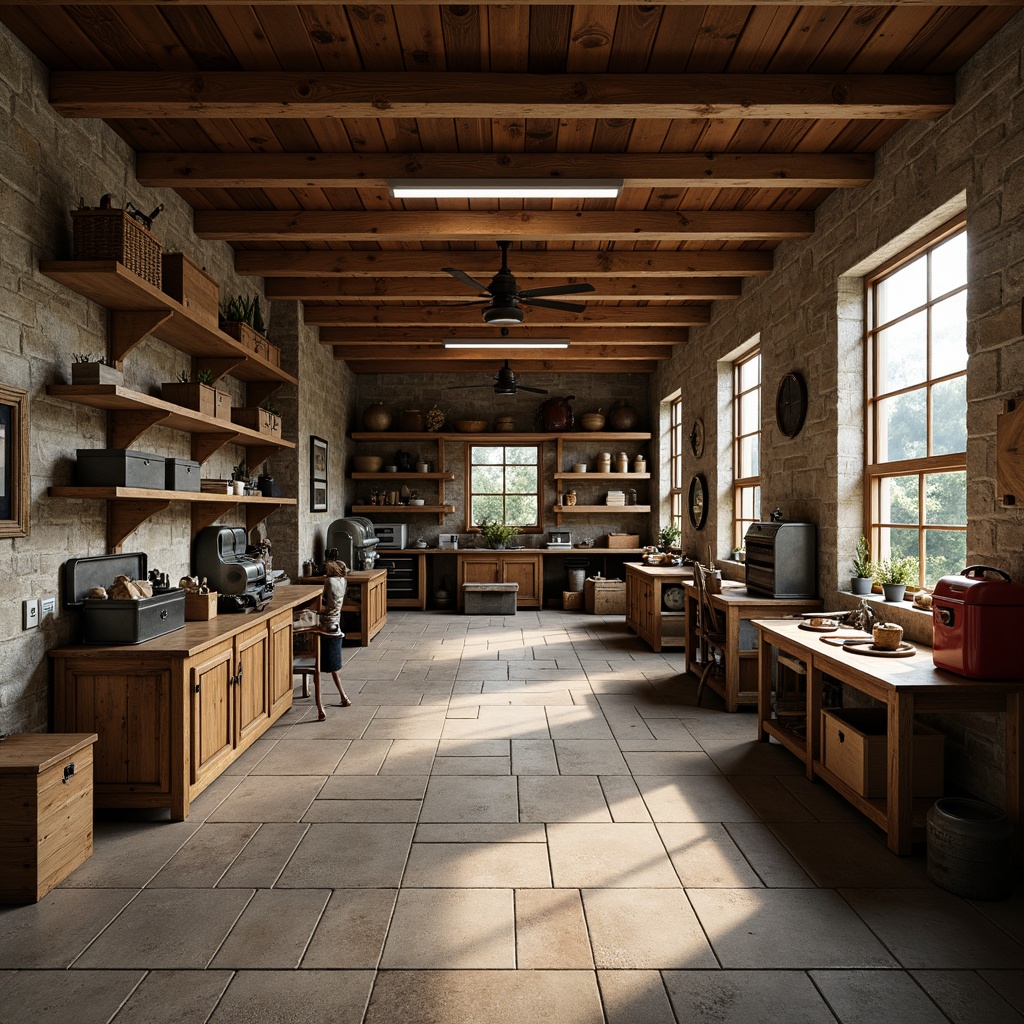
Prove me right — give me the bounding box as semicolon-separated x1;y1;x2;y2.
653;11;1024;802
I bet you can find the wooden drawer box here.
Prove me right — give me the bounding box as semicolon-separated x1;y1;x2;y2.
821;708;944;799
585;578;626;614
0;733;97;903
161;253;219;326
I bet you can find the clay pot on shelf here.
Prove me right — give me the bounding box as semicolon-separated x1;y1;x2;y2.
362;403;391;431
538;395;575;432
399;409;425;432
580;411;605;431
607;399;638;431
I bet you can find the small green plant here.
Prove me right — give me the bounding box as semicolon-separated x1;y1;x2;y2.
658;524;681;549
232;461;249;482
873;554;919;587
72;352;107;364
852;535;873;578
196;368;215;386
176;369;190;383
223;294;265;333
478;518;520;548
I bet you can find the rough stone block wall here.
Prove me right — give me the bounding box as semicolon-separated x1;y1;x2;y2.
653;10;1024;803
0;26;292;734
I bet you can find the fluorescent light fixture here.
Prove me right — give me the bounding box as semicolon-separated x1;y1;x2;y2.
443;338;571;349
389;178;623;199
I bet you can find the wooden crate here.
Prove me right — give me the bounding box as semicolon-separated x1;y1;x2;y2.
184;591;218;621
161;253;219;327
0;733;97;903
821;707;944;799
221;322;279;365
585;578;626;614
562;590;583;610
162;381;230;421
232;407;282;438
607;533;640;548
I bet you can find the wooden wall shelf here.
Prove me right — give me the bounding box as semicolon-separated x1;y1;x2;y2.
351;471;455;481
352;430;651;443
553;505;651;514
554;472;651;481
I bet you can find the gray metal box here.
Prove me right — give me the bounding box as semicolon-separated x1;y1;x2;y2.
165;457;201;492
64;552;185;645
75;448;166;490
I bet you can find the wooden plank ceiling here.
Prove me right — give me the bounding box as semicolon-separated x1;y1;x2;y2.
2;2;1018;376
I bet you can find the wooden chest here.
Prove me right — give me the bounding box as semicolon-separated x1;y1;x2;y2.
585;578;627;614
161;252;219;327
0;733;97;903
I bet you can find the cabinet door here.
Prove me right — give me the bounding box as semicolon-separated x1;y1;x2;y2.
366;573;388;635
462;557;500;584
190;641;234;787
235;622;270;748
268;611;294;719
502;556;542;607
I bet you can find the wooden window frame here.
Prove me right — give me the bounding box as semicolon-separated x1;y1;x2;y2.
464;442;542;533
668;392;685;536
733;348;761;551
865;216;967;589
0;382;29;538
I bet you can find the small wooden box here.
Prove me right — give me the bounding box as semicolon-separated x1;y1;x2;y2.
162;382;231;421
232;407;282;438
607;533;640;548
585;578;627;614
0;733;97;903
562;590;583;610
161;253;219;327
821;707;944;799
184;591;218;621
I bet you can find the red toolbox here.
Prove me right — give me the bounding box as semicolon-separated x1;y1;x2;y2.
932;566;1024;679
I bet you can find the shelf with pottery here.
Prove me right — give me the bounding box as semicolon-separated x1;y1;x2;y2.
552;431;651;525
350;431;454;523
350;505;455;516
351;472;455;481
554;472;651;481
553;504;652;515
351;431;652;443
46;383;295;469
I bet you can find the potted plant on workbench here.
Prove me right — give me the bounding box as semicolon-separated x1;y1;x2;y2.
873;553;919;603
658;524;681;552
478;518;520;550
850;535;874;595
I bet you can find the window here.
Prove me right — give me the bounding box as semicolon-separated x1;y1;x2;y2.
668;393;685;535
866;220;967;588
733;348;761;550
467;444;541;529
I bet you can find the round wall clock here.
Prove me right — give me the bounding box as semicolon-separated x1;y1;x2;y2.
689;417;705;458
775;371;808;438
688;473;708;530
663;586;686;611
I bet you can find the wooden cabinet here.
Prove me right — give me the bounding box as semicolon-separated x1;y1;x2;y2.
551;433;652;525
51;586;320;819
350;432;455;522
458;553;543;608
297;570;388;646
625;562;692;652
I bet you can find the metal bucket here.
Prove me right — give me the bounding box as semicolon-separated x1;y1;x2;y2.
926;797;1013;900
567;568;587;593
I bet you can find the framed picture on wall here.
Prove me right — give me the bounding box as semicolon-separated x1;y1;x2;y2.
0;383;29;538
310;435;328;512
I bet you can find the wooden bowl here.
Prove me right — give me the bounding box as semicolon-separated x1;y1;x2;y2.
454;420;487;433
353;455;384;473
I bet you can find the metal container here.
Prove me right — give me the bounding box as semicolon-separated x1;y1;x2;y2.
743;522;817;598
165;457;201;492
373;523;408;549
932;566;1024;679
75;448;166;490
64;552;184;645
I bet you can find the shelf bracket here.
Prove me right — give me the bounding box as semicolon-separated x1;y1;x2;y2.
245;445;278;473
107;498;171;553
246;502;284;535
109;311;173;368
190;501;237;540
109;409;172;450
196;356;248;384
191;431;242;466
244;380;284;407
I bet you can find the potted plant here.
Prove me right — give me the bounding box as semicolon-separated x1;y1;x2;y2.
850;535;874;595
220;294;280;364
71;352;123;387
478;518;520;549
731;546;745;563
873;554;919;602
161;368;230;420
231;461;250;496
658;524;681;551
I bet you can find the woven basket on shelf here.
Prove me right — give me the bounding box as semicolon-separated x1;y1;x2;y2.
71;208;162;289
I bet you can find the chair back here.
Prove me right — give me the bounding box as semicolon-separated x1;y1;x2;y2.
694;563;724;638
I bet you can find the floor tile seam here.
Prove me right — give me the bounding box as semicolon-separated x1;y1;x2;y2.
908;966;1024;1020
719;821;814;889
830;887;923;970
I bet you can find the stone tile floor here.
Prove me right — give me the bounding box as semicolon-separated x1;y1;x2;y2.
1;610;1022;1023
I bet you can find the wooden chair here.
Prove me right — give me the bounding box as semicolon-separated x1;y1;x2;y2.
693;562;727;705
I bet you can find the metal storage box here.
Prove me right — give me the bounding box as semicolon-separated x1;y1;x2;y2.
932;566;1024;679
165;457;201;492
64;552;185;645
744;522;817;598
76;448;165;490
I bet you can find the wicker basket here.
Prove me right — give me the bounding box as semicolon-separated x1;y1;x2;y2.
72;208;162;289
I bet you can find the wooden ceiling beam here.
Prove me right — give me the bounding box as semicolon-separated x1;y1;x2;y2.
318;327;689;346
267;277;741;302
194;209;812;242
326;344;673;361
237;250;773;278
136;151;874;190
51;72;953;121
340;359;659;375
304;306;709;327
28;1;1018;6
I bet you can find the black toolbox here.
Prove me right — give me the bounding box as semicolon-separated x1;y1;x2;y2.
165;457;201;492
64;552;185;644
75;448;166;490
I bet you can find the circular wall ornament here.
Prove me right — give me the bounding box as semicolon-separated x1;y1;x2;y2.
775;371;808;438
689;417;705;458
688;473;708;531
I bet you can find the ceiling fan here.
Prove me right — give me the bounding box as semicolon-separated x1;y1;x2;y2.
442;240;595;324
448;360;548;395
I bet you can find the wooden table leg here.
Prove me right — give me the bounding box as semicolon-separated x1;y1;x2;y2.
1007;691;1022;859
808;664;824;782
724;607;740;713
683;590;697;676
757;637;773;743
887;692;915;855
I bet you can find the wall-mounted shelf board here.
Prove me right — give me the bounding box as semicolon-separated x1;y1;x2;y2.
352;431;651;443
553;472;651;481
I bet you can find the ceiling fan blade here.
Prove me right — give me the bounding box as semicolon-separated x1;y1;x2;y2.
520;296;588;313
518;282;596;298
516;384;549;394
442;267;491;293
447;382;496;390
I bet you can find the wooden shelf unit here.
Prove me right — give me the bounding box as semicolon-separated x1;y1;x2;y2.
350;504;455;515
552;432;652;526
554;472;651;481
554;505;652;514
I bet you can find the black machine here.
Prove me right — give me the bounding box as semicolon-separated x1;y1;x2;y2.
743;521;817;598
193;526;274;612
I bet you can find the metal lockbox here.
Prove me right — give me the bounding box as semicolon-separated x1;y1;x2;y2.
165;457;201;492
75;448;166;490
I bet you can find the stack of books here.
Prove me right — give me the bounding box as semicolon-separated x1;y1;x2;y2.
606;491;626;506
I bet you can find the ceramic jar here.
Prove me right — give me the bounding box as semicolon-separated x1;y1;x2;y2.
614;452;629;473
538;395;575;431
564;491;577;506
633;455;646;473
494;415;516;432
362;403;391;431
399;409;425;432
597;452;612;473
607;399;638;431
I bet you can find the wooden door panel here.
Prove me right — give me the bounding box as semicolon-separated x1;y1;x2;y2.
236;627;270;746
268;611;293;717
190;643;234;786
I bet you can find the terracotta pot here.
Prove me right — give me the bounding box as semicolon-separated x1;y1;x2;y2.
399;408;425;432
362;403;391;431
538;395;575;432
607;399;638;431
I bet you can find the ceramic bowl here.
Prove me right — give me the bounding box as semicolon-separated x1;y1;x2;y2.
454;420;487;433
580;412;606;431
408;498;426;506
353;455;384;473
